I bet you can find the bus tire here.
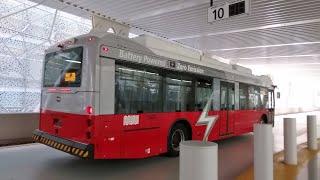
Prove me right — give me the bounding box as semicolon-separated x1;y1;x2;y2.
167;123;189;157
261;114;268;124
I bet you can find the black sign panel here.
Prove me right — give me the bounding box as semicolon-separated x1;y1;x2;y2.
229;1;245;17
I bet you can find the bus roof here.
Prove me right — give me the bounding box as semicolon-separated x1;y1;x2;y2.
47;32;274;89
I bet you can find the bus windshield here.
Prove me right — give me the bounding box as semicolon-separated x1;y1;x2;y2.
43;47;83;87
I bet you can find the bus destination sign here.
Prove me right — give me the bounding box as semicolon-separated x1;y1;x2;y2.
118;49;204;74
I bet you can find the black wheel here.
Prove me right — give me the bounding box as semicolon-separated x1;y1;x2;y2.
167;123;189;157
261;115;268;124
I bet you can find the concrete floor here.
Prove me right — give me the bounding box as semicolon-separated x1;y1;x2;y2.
0;112;319;180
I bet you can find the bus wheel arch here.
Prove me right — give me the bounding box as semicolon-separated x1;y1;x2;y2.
166;119;192;157
261;114;268;124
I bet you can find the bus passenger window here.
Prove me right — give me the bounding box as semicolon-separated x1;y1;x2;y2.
228;86;235;110
195;79;212;111
248;86;261;109
165;76;181;112
260;88;268;108
115;65;162;114
165;74;194;112
220;85;228;110
239;83;249;110
142;71;162;113
180;77;194;111
115;66;143;114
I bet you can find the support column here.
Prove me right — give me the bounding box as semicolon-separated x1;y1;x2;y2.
284;118;297;165
254;124;273;180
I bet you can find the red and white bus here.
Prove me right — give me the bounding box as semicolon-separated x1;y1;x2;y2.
33;33;275;159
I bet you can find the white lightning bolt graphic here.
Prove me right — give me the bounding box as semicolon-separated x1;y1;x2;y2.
196;91;218;142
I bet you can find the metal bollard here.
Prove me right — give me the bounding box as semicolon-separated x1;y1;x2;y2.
179;141;218;180
254;124;273;180
307;115;318;150
284;118;297;165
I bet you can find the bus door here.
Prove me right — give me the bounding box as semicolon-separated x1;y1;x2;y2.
219;81;235;136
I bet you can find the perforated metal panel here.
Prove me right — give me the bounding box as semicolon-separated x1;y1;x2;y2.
0;0;91;113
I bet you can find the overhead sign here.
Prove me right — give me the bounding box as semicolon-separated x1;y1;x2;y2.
208;0;250;23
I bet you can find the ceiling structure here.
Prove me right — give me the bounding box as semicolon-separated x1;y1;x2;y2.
29;0;320;77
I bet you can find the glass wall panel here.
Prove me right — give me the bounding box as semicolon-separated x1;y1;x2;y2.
0;0;91;113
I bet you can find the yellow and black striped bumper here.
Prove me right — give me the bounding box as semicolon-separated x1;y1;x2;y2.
32;129;93;159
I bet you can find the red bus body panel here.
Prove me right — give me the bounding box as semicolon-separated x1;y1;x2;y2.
39;109;269;159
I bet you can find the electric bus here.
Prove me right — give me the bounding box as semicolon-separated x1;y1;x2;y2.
33;33;275;159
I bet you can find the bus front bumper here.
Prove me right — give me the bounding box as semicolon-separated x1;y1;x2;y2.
32;129;93;159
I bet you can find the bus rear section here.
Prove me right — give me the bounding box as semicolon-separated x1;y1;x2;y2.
34;41;97;159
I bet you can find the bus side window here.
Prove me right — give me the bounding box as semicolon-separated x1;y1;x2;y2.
195;79;212;111
248;86;261;109
248;86;256;109
115;65;143;114
260;88;268;108
220;84;228;110
165;74;195;112
180;76;194;112
239;83;249;110
115;65;163;114
165;75;181;112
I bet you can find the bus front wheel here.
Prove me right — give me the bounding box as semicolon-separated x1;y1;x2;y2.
167;123;189;157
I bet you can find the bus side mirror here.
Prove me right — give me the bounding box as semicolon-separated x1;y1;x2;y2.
277;92;280;99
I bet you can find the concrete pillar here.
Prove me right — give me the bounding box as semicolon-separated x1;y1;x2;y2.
307;115;318;150
179;141;218;180
284;118;297;165
254;124;273;180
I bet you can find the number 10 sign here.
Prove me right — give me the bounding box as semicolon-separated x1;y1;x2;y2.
208;0;250;23
208;4;228;22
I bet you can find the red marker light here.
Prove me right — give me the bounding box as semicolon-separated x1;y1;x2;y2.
47;88;57;92
60;88;71;93
86;106;93;114
101;46;109;53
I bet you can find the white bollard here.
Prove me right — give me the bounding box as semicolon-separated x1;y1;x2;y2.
179;141;218;180
307;115;318;150
308;157;318;180
284;118;297;165
254;124;273;180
